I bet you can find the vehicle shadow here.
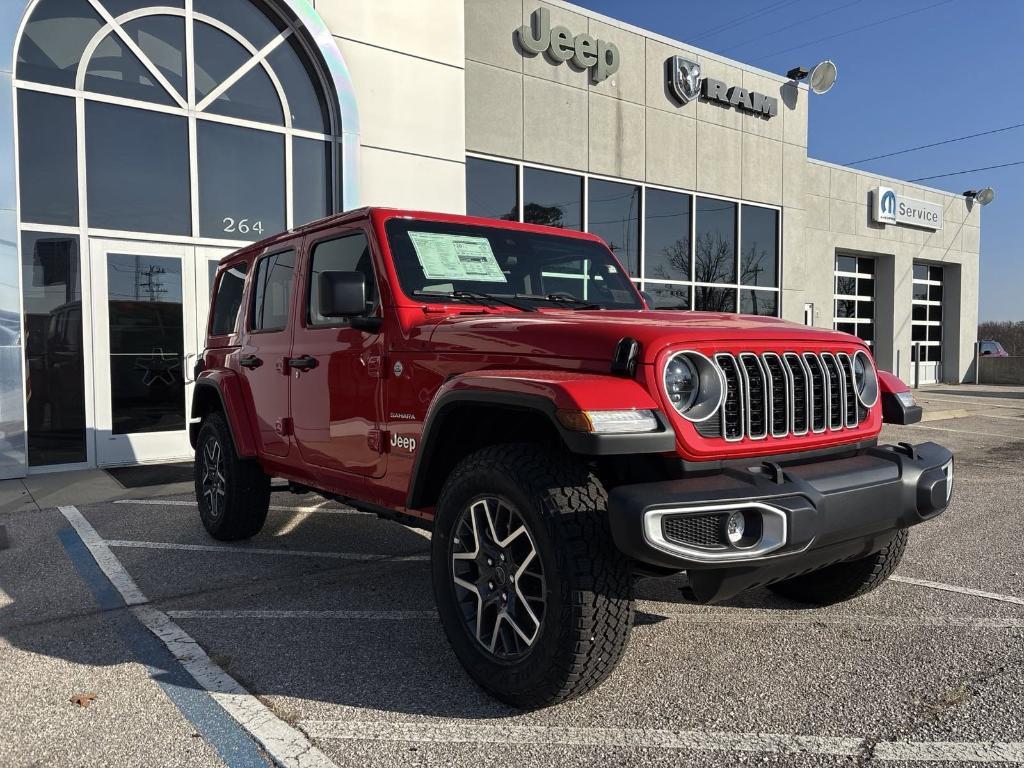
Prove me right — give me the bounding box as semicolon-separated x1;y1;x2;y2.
0;491;829;723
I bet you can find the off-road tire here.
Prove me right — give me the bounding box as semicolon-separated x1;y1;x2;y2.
768;529;908;605
195;412;270;541
431;443;633;709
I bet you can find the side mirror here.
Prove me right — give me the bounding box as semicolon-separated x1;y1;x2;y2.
319;271;366;317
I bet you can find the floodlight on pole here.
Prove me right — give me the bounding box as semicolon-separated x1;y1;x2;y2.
963;187;995;206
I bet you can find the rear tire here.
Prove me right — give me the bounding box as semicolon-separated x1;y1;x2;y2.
195;412;270;541
767;529;908;605
431;444;633;709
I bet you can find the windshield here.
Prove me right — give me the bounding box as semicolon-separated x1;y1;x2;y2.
385;219;644;310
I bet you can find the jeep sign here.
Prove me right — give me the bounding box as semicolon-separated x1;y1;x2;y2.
668;55;777;118
517;7;620;83
872;186;943;230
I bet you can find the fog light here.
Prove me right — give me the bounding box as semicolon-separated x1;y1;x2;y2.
725;511;745;544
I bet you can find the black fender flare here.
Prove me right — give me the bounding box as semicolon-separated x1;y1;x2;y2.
405;389;674;509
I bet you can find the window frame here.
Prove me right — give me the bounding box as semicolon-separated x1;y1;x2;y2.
14;0;343;246
303;228;379;329
464;152;783;317
248;247;296;334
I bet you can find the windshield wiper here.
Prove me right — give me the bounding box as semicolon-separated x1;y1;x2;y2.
516;293;604;310
411;289;537;312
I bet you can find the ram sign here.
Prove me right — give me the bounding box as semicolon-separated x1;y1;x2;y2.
872;186;943;231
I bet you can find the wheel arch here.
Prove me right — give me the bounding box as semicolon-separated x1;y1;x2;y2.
406;377;675;510
190;373;259;457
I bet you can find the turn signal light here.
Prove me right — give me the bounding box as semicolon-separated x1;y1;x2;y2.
556;409;659;434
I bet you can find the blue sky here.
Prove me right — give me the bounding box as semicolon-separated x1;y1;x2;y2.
574;0;1024;321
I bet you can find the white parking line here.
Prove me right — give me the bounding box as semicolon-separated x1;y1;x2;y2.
900;423;1024;440
104;539;428;561
918;394;1024;411
165;606;1024;630
58;505;339;768
891;575;1024;606
169;609;436;620
113;499;368;514
299;720;1024;763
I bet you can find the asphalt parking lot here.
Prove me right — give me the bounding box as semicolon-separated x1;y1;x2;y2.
2;386;1023;767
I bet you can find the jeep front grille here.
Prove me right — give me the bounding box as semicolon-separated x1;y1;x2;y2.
712;352;869;441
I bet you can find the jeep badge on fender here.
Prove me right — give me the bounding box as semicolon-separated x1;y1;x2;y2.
191;207;953;710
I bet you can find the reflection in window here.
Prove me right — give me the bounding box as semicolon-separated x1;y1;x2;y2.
694;198;736;285
206;64;284;125
197;122;285;240
85;31;176;104
266;36;330;133
644;189;691;282
252;250;294;331
18;90;78;226
107;253;185;435
16;0;104;87
646;283;690;310
22;233;87;465
293;138;332;227
85;102;190;235
194;20;251;103
740;289;777;316
740;205;777;287
466;158;518;221
523;168;582;230
308;235;376;324
210;263;248;336
588;179;640;277
122;14;187;99
695;286;736;313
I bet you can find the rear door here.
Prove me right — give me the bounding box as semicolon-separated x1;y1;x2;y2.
238;247;297;458
289;227;386;479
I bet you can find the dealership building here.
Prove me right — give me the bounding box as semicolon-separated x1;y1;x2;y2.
0;0;982;478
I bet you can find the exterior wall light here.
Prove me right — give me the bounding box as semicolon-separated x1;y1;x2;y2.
786;60;837;94
963;188;995;206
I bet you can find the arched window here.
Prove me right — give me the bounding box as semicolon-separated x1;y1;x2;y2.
16;0;340;240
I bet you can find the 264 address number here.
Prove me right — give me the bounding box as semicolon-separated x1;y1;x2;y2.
223;218;264;235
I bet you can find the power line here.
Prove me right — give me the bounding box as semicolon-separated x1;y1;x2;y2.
751;0;955;63
845;122;1024;165
689;0;804;43
909;160;1024;182
721;0;866;56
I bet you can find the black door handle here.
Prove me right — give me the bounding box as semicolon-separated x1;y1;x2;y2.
239;355;263;369
287;355;318;372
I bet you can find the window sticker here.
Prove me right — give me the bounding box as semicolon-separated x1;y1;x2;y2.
408;232;507;283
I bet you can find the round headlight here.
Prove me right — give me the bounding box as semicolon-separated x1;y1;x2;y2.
852;350;879;407
664;355;699;412
663;351;725;422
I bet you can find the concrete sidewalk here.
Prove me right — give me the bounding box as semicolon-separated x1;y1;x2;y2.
0;467;193;516
913;383;1024;423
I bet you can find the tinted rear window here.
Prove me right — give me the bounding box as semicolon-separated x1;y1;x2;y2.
210;262;247;337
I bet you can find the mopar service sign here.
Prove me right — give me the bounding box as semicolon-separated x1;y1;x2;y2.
517;7;620;83
668;56;777;118
872;186;943;230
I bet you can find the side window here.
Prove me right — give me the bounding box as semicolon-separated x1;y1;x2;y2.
251;250;295;332
307;232;377;326
209;262;248;337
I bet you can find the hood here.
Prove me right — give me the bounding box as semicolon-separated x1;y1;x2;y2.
426;310;862;364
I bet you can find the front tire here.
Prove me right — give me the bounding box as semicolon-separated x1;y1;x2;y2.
768;529;908;605
431;444;633;709
195;412;270;541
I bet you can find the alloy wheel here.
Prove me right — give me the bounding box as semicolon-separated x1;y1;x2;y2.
450;497;546;660
201;437;226;519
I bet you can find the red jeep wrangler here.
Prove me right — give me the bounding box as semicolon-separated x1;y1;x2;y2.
191;208;952;708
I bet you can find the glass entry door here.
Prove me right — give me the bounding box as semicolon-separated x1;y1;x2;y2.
90;239;196;466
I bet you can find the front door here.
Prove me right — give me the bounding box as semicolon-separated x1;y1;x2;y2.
290;230;385;479
90;239;196;465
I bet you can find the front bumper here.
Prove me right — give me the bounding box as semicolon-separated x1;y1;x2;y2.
608;441;953;602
